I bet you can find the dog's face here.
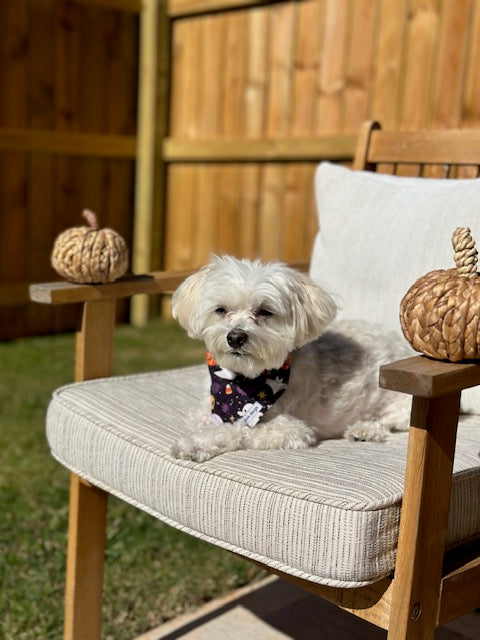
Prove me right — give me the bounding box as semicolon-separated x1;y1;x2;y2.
172;256;336;378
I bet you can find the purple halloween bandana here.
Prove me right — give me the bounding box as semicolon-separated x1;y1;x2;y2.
207;351;291;427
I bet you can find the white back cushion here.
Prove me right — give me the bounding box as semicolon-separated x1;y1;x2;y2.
310;162;480;333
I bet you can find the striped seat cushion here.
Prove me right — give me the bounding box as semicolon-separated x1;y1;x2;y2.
47;365;480;588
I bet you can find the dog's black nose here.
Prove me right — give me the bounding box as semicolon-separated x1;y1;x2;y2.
227;329;248;349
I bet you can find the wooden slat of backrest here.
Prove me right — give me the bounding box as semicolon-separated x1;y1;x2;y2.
367;130;480;166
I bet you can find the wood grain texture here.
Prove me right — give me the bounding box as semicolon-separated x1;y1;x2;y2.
29;271;193;304
379;356;480;398
439;550;480;625
164;1;480;273
163;136;357;161
387;393;461;639
65;475;107;640
0;0;137;337
64;296;116;640
8;1;480;336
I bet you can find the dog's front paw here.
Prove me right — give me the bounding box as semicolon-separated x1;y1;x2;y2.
344;421;388;443
170;436;216;462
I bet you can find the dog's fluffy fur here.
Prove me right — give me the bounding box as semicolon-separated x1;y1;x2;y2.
170;256;411;461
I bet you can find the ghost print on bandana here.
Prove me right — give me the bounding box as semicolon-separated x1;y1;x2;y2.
207;352;291;427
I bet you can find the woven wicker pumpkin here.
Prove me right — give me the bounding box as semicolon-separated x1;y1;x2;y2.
400;227;480;362
51;209;129;284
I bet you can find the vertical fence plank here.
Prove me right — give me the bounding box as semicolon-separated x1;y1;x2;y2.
370;0;408;129
170;17;202;139
166;16;202;271
53;0;85;334
343;0;376;133
104;12;137;240
103;11;137;320
283;1;321;262
431;0;471;129
218;12;248;256
315;0;349;133
463;0;480;127
54;0;82;232
78;8;106;216
238;6;269;259
397;0;439;177
259;2;296;260
193;16;224;265
0;1;29;337
215;164;241;256
291;0;322;137
400;0;439;130
458;0;480;178
165;164;196;269
28;0;56;333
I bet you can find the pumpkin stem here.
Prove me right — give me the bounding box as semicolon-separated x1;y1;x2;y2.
452;227;478;275
82;209;99;231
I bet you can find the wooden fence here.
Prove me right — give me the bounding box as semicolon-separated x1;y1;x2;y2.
2;0;480;335
0;0;138;338
162;0;480;276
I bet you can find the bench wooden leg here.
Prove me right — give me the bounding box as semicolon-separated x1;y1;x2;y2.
387;392;461;640
64;473;107;640
63;296;114;638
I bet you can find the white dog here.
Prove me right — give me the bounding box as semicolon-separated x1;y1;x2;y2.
170;256;411;461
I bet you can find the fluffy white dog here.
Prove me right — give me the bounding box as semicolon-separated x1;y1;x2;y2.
170;256;411;461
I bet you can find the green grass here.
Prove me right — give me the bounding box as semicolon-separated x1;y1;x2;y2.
0;319;264;640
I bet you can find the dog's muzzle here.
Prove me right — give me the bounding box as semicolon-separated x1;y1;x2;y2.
227;328;248;349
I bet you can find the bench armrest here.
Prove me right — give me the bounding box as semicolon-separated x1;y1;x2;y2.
29;260;310;305
29;270;195;305
380;355;480;398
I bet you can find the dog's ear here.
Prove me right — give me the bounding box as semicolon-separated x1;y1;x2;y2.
287;268;337;347
171;263;211;339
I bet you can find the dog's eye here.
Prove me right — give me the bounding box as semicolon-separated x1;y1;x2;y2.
215;307;227;315
258;309;273;318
